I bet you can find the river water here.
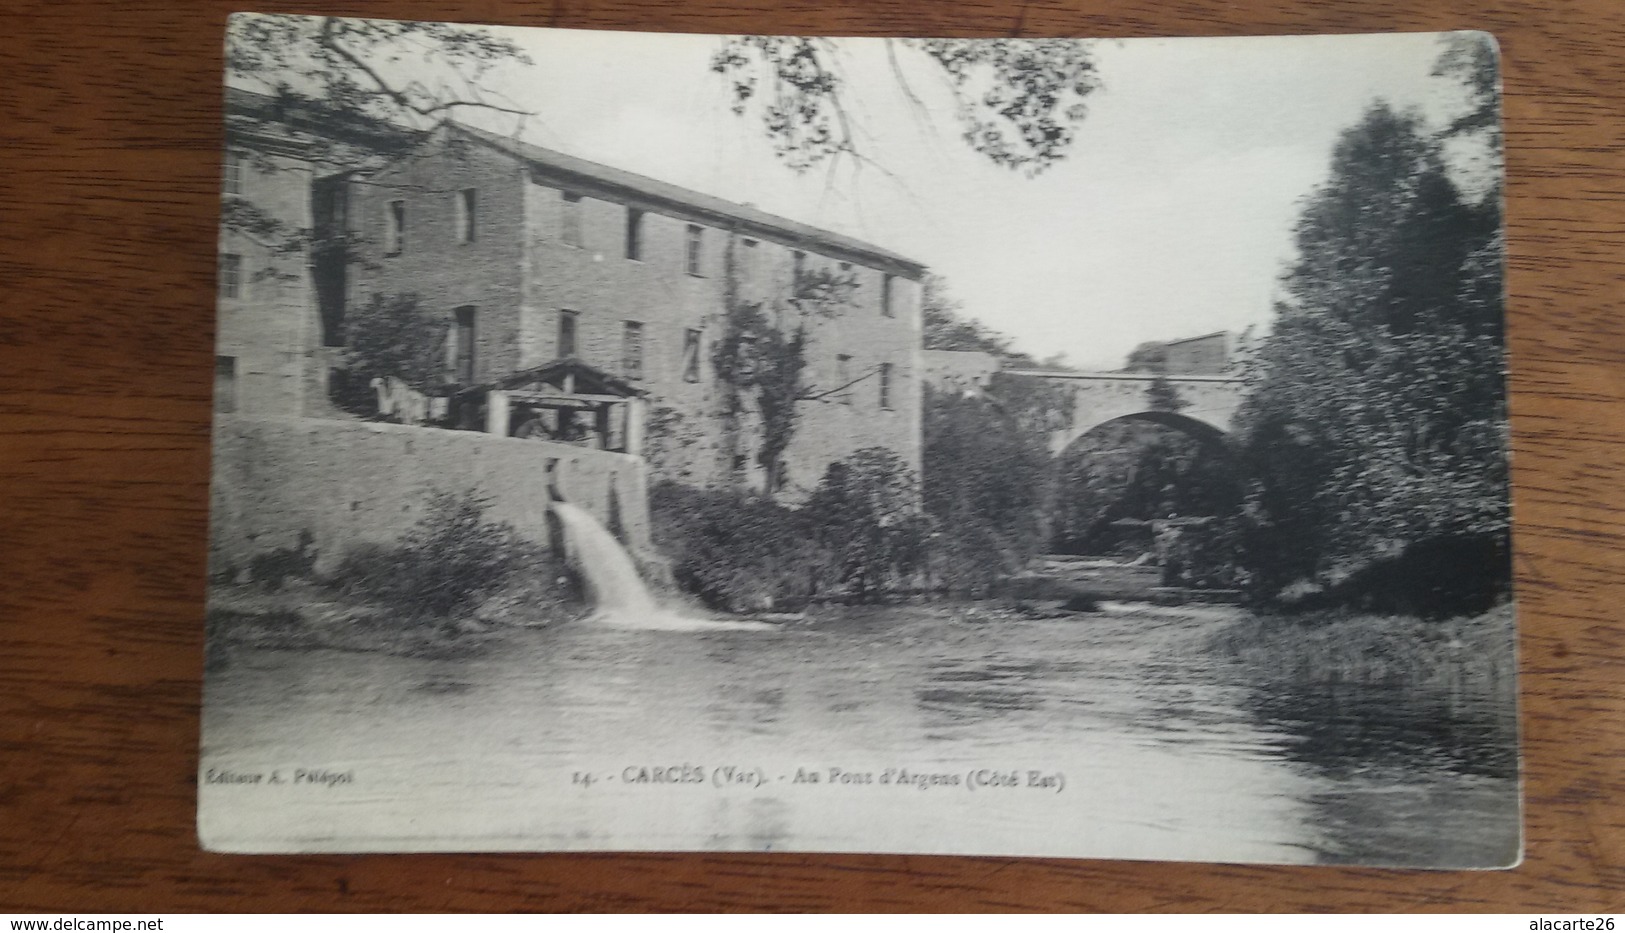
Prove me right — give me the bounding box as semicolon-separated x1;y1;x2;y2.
198;602;1519;866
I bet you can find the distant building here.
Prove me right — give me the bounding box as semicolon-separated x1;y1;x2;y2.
1161;331;1232;375
344;122;926;495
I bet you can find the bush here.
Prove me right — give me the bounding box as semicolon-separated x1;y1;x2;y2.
336;490;527;619
649;448;927;610
650;481;823;611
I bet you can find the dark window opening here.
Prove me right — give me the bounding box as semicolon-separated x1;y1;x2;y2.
214;356;237;413
219;253;242;299
837;354;852;405
685;225;703;276
623;321;644;381
682;329;702;383
879;362;893;410
625;208;644;260
454;306;476;384
561;192;583;247
882;273;895;317
558;309;578;359
312;175;349;346
386;200;405;255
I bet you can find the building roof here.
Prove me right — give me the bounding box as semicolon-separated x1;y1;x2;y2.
446;121;926;277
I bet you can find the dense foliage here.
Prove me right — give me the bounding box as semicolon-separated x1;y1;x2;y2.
1235;76;1508;604
650;448;927;610
334;292;447;412
1052;421;1243;555
920;376;1070;590
712;251;861;494
338;490;531;619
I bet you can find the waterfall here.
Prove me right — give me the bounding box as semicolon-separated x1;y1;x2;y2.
550;501;659;615
550;501;773;632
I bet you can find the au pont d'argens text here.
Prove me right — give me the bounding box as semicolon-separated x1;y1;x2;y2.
571;765;1065;793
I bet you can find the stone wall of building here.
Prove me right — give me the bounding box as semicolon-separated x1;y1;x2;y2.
215;151;319;418
344;125;924;498
209;416;651;580
516;171;923;495
348;125;529;387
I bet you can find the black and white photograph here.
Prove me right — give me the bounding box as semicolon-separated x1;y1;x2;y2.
201;16;1516;867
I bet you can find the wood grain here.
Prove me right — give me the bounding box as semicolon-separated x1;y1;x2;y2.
2;0;1622;913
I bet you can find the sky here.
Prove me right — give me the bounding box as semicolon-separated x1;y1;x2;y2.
285;23;1484;370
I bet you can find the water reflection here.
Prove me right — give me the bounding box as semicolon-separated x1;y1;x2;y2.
1246;680;1520;866
200;602;1517;866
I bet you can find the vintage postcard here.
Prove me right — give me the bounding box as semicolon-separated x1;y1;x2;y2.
201;16;1517;867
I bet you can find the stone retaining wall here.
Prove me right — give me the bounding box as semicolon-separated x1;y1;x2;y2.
209;415;651;579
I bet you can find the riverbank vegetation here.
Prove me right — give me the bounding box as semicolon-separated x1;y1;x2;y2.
650;449;931;611
1231;36;1507;611
207;491;584;666
1206;602;1516;692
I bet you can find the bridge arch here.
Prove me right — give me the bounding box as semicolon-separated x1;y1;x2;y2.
1001;370;1248;456
1064;410;1229;452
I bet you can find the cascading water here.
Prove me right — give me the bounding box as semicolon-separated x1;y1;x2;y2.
550;501;772;632
550;501;658;615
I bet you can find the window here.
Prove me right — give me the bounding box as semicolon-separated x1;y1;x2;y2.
836;354;852;405
685;224;703;276
561;192;582;247
792;250;806;282
879;362;893;410
737;334;757;377
456;189;477;243
682;329;702;383
623;321;645;381
385;200;405;255
558;310;578;359
739;237;758;277
838;261;852;273
219;253;242;299
453;306;476;384
214;356;237;413
625;208;644;260
224;151;245;197
882;273;895;317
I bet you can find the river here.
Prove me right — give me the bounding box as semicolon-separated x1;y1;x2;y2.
198;602;1519;867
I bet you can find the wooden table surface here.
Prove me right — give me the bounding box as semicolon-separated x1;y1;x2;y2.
3;0;1623;913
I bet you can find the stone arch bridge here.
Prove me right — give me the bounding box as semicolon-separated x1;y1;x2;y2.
1001;369;1250;454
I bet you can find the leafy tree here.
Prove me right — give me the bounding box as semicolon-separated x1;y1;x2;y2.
1053;421;1243;554
921;377;1064;590
713;253;861;495
1145;375;1189;414
804;448;929;600
335;293;447;412
1235;81;1508;602
223;15;534;282
228;15;531;130
921;274;1010;355
712;37;1100;176
1122;341;1168;373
